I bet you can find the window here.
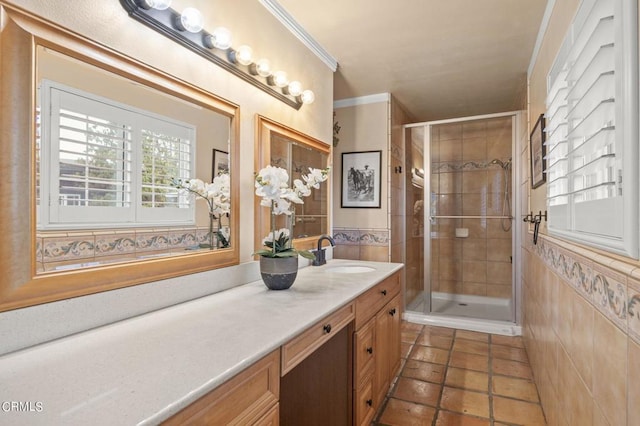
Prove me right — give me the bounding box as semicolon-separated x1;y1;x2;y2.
545;0;638;257
39;81;196;229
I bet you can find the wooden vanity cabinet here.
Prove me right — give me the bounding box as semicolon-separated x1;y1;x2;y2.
353;271;402;425
163;349;280;425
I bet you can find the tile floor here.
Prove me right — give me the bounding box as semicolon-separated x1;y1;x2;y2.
373;321;546;425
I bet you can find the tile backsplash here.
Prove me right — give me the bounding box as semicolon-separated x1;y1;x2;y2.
37;226;220;272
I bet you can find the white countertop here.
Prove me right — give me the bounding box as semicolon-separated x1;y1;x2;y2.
0;260;403;425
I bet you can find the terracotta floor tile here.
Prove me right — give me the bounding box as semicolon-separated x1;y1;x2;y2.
378;398;436;425
393;377;441;407
440;387;490;418
492;358;533;379
402;329;421;344
491;344;529;363
424;325;456;338
452;339;489;356
445;367;489;392
449;351;489;372
492;396;546;425
491;334;525;348
402;322;425;333
416;333;454;350
435;410;491;426
491;376;539;402
455;330;489;342
402;359;446;384
410;345;450;365
401;342;413;359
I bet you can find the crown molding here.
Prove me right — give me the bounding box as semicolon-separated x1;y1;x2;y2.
259;0;338;71
528;0;556;77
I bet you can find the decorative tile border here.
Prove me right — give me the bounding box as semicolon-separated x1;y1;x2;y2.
531;235;639;343
332;228;390;247
38;226;214;270
432;158;509;174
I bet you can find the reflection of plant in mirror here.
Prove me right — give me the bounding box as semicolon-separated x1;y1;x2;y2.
171;174;230;249
333;111;341;147
254;165;330;258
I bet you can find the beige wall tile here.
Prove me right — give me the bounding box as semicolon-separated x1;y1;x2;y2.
332;245;359;260
463;260;487;283
462;170;488;194
486;219;511;239
462;283;487;296
487;262;511;284
462;120;487;138
462;218;487;238
593;311;627;426
629;340;640;425
486;284;511;299
439;123;463;141
570;290;594;391
438;194;462;216
439;139;463;162
439;171;463;194
487;239;511;263
462;239;487;261
359;245;388;262
462;137;487;161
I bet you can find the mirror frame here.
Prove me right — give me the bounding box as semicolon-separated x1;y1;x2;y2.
0;4;240;312
254;115;332;253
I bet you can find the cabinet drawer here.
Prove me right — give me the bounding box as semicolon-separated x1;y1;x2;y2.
163;350;280;426
353;317;375;387
355;272;400;330
354;375;376;426
281;303;354;376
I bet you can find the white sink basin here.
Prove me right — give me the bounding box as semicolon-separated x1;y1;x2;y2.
325;265;376;274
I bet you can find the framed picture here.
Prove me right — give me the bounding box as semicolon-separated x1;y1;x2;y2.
530;114;546;189
341;150;382;208
212;149;229;180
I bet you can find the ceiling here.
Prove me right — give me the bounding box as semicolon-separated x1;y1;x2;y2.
275;0;548;121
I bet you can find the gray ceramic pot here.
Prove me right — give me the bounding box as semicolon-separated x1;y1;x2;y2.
259;256;298;290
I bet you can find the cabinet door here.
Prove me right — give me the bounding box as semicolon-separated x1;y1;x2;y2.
354;317;375;387
374;307;390;406
388;294;402;379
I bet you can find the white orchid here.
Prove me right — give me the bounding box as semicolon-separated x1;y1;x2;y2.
171;173;231;249
254;165;331;258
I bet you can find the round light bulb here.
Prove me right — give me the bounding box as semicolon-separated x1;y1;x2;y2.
272;71;289;88
300;90;315;104
178;7;204;33
143;0;171;10
234;45;253;65
254;59;272;77
205;27;232;50
287;81;303;97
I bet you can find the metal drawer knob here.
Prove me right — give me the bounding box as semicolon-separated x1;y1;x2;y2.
323;324;332;334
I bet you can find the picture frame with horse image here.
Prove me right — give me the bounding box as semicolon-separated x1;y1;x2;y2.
341;150;382;208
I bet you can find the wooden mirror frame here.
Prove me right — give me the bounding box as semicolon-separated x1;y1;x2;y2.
254;115;332;253
0;5;240;312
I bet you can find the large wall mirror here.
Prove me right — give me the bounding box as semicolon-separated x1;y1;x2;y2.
255;116;331;252
0;5;239;311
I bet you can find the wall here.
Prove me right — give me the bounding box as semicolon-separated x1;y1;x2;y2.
332;95;390;261
0;0;334;354
331;95;413;263
3;0;333;264
523;1;640;425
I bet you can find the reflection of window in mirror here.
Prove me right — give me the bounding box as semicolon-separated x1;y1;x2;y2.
36;47;231;272
255;116;331;252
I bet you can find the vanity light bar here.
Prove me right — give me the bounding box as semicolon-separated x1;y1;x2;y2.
121;0;314;109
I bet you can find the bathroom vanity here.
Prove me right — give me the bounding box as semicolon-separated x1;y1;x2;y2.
0;260;402;425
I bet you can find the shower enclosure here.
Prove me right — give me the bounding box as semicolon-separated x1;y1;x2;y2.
404;112;521;334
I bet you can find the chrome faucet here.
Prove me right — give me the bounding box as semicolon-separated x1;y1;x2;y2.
312;234;335;266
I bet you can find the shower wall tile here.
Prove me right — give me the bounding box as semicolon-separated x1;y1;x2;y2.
462;120;487;138
439;172;462;194
462;219;487;239
439;139;463;162
487;220;512;239
629;340;640;424
438;123;462;141
462;239;487;261
486;284;511;299
462;170;488;193
462;137;487;161
488;262;511;285
462;260;487;283
438;194;462;216
487;239;511;263
462;282;487;296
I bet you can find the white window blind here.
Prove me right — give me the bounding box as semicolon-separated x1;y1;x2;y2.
40;81;196;229
544;0;638;257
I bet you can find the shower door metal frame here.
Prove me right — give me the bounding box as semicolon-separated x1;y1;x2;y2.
405;110;522;325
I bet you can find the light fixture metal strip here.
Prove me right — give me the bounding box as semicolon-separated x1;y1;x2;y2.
121;0;303;110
